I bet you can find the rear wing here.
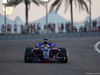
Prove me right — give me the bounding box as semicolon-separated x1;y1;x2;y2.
43;39;48;41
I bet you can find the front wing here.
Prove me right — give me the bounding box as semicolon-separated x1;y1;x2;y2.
26;57;66;62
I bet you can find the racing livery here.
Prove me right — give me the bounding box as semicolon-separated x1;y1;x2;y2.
24;39;68;63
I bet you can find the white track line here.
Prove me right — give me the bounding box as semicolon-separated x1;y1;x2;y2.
94;41;100;53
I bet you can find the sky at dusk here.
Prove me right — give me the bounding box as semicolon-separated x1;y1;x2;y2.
0;0;100;22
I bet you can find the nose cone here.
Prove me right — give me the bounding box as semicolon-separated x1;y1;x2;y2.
43;50;49;59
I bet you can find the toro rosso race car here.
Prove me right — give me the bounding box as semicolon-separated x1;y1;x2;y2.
24;39;68;63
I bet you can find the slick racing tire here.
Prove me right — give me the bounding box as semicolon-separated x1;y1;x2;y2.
59;48;68;63
24;47;33;63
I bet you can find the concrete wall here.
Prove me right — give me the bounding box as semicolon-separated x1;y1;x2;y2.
0;32;100;40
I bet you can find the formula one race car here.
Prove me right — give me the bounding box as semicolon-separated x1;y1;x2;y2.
24;39;68;63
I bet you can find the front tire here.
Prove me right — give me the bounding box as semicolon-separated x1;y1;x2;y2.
24;47;33;63
59;48;68;63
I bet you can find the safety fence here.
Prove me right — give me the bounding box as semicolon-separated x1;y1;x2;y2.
0;32;100;40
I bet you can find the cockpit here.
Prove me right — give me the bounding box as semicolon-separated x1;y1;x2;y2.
41;41;50;49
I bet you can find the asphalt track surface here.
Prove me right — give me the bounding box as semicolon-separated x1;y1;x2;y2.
0;37;100;75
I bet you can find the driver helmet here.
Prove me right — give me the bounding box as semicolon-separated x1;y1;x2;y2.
44;41;48;44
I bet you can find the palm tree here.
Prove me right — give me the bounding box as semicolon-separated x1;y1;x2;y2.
50;0;89;32
7;0;43;25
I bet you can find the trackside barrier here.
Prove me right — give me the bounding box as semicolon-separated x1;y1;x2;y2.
0;32;100;40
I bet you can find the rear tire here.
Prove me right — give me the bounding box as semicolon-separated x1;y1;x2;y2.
59;48;68;63
24;47;33;63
